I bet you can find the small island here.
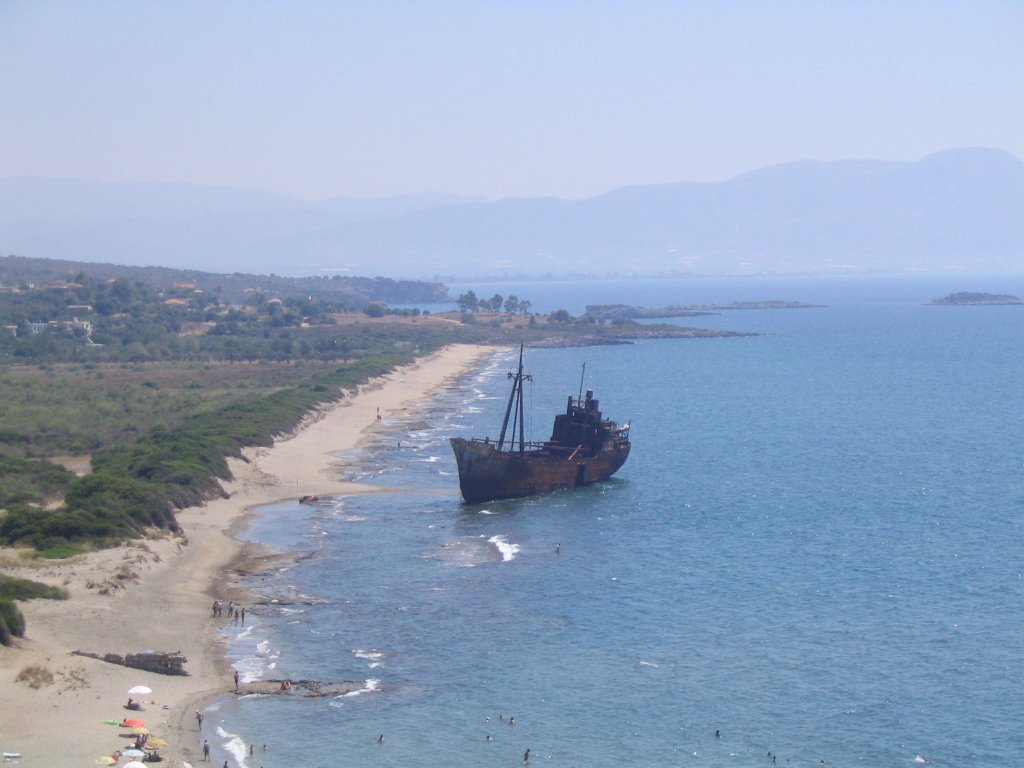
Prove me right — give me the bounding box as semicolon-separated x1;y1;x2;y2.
930;292;1024;305
583;300;823;322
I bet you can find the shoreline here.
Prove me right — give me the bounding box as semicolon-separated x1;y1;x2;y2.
0;343;496;766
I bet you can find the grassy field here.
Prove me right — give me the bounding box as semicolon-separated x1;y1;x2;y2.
0;360;339;458
0;351;430;548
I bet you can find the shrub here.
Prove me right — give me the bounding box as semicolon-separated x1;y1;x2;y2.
0;599;26;642
0;575;68;601
14;664;53;687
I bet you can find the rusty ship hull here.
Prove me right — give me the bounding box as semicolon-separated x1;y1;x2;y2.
450;437;631;503
450;345;631;504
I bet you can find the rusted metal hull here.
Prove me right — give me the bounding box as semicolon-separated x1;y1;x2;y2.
450;437;631;503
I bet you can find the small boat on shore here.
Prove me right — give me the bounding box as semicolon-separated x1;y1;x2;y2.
298;495;319;504
450;345;631;503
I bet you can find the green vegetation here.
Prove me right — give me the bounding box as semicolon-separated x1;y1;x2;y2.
0;457;76;507
0;574;67;601
0;600;25;645
0;575;65;647
455;289;532;315
0;256;748;553
0;353;418;548
0;255;459;364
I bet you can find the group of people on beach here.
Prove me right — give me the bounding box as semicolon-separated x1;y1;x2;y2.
211;599;246;624
110;713;164;763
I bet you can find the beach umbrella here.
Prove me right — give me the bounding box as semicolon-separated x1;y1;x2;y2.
122;749;146;758
95;757;116;766
131;727;150;735
123;718;146;727
147;738;169;747
123;762;147;768
128;685;152;695
182;762;195;768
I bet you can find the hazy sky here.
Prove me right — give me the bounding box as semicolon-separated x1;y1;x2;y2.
2;1;1022;200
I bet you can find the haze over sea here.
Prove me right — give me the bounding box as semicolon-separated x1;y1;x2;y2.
209;276;1022;768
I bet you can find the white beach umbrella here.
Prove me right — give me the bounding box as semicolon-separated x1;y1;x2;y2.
123;762;147;768
128;685;153;695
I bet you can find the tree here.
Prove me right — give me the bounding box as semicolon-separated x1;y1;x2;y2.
551;309;571;323
503;295;520;314
456;290;479;313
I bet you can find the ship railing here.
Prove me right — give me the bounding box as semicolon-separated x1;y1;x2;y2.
469;437;549;450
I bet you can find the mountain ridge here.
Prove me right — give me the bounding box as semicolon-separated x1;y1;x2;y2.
2;148;1021;278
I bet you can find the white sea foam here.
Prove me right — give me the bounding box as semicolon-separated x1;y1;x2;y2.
255;640;270;655
215;724;248;764
235;655;269;683
353;649;385;660
343;678;381;697
489;535;520;562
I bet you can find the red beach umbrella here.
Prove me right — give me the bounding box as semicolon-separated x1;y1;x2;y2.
122;718;146;727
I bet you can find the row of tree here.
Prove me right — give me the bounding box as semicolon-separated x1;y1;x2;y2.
455;291;532;315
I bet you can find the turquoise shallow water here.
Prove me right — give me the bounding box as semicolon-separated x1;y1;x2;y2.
206;276;1023;767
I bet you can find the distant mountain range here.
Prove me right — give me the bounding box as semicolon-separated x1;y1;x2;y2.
2;148;1022;279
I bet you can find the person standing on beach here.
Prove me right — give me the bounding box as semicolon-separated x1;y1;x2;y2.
196;710;203;728
202;740;210;761
234;670;240;691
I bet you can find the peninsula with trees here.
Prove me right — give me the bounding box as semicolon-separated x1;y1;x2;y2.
583;300;823;322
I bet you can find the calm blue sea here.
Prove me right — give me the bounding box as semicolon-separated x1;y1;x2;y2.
204;276;1023;768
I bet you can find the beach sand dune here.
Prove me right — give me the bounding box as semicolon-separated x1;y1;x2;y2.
0;344;493;766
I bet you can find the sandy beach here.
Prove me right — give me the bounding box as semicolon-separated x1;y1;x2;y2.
0;343;493;766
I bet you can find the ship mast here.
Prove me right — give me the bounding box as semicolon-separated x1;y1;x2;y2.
497;343;532;451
